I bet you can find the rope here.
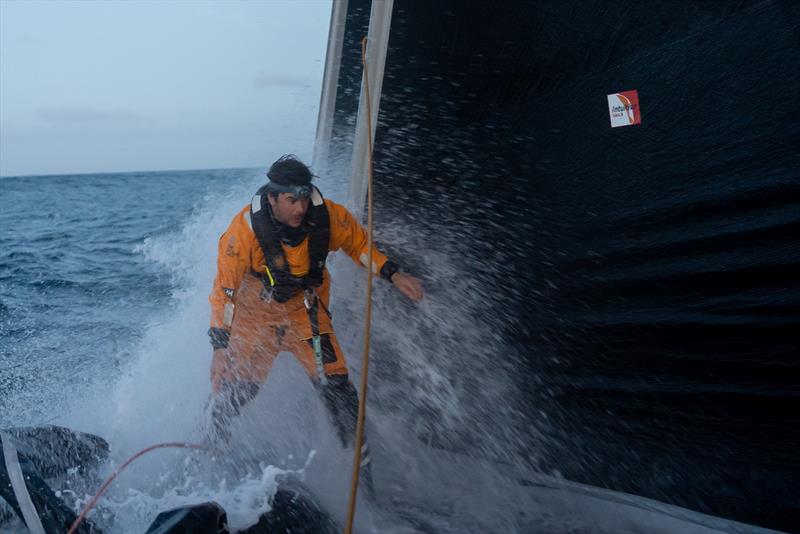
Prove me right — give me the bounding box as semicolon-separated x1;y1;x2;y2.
344;35;376;534
67;442;202;534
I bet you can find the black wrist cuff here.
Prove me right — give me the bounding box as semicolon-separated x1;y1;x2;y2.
208;327;230;349
380;260;400;282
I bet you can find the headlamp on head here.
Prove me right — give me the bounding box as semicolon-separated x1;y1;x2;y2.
266;181;312;199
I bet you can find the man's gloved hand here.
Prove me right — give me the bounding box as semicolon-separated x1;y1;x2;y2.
392;271;424;302
211;348;235;393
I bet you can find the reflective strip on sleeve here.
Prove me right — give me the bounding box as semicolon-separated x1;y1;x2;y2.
359;253;379;274
1;432;47;534
251;195;262;214
223;302;235;327
244;211;253;231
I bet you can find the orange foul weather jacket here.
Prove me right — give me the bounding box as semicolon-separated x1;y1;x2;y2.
208;198;388;391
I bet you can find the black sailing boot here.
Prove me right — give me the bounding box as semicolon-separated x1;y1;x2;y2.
320;375;375;498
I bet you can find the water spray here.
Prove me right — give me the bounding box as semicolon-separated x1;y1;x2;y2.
67;442;202;534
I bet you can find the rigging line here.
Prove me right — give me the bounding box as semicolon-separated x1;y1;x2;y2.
345;35;377;534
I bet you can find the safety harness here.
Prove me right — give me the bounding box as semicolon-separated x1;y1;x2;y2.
249;185;332;384
249;184;330;302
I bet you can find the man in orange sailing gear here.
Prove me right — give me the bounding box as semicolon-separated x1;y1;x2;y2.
207;155;423;456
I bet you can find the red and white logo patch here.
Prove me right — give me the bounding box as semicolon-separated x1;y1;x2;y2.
607;90;641;128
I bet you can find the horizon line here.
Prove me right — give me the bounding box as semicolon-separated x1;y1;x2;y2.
0;164;265;180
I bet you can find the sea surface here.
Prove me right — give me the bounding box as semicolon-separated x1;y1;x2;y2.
0;170;249;427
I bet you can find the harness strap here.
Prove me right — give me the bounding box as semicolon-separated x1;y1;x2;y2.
318;295;333;320
305;187;329;287
304;289;328;385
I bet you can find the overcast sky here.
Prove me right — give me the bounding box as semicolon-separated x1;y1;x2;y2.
0;0;332;177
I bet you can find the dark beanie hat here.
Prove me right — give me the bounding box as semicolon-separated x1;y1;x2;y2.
267;155;313;186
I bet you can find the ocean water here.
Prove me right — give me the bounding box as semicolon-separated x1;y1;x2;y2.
0;170;258;424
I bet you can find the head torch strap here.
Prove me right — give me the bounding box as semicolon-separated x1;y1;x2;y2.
266;181;312;198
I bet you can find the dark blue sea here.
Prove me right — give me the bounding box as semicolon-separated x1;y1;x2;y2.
0;169;255;427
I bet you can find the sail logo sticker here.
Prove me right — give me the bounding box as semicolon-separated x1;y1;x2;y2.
607;90;641;128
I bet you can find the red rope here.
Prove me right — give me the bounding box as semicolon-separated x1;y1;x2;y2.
67;442;202;534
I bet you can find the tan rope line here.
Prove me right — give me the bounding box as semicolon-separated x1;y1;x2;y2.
344;35;376;534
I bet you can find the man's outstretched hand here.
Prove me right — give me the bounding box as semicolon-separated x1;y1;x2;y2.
392;271;424;302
